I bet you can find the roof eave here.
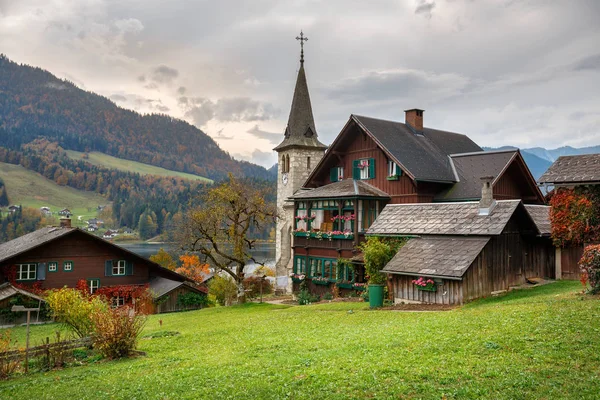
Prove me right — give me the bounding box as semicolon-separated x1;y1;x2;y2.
383;270;464;281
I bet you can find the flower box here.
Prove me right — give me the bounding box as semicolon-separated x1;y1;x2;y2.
417;284;437;292
330;234;354;240
386;175;399;181
312;279;330;286
336;282;354;289
352;284;366;291
291;277;305;283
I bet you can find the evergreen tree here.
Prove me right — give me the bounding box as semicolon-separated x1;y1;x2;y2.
0;186;8;207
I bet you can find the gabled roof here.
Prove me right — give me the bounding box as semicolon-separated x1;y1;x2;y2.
274;64;327;152
436;149;517;201
382;236;490;279
149;276;208;298
0;282;46;303
367;200;522;236
538;154;600;184
524;205;551;236
290;179;390;200
0;226;190;283
352;115;482;183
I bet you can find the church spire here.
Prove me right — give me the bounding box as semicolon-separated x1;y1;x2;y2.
274;31;327;152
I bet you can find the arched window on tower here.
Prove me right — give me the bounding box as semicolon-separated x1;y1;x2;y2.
285;155;290;173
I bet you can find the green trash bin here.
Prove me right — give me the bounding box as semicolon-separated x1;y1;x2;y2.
368;284;384;308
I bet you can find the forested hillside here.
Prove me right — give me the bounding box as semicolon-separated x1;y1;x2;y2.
0;54;274;181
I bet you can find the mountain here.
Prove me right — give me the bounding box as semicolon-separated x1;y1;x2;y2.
0;54;274;181
523;145;600;163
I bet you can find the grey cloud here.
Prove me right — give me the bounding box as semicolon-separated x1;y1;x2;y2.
179;96;279;126
573;54;600;71
156;105;170;112
213;129;234;140
110;94;127;102
137;75;146;82
415;0;435;18
177;86;186;95
247;125;281;144
151;65;179;84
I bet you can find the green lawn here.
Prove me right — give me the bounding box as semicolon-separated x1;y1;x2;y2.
65;150;213;183
1;281;599;399
0;162;107;226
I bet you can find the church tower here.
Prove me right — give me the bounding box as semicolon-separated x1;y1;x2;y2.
274;32;327;292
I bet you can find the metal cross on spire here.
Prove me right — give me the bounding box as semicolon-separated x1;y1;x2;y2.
296;31;308;65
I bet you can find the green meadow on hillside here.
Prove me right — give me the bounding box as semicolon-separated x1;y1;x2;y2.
0;162;107;225
1;281;599;399
65;150;213;183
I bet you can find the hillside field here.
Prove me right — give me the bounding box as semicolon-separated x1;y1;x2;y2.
65;150;213;183
2;281;599;399
0;162;107;225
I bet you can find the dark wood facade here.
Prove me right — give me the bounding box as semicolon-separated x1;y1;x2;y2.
390;213;555;305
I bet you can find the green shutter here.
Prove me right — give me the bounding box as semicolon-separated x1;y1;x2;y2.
369;158;376;179
105;260;113;276
330;167;338;183
352;160;360;180
37;263;46;281
125;261;134;276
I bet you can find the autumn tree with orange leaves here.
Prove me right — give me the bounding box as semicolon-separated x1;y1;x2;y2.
550;187;600;247
176;254;210;284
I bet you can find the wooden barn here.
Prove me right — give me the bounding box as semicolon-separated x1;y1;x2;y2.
369;192;554;304
0;282;48;326
0;219;207;313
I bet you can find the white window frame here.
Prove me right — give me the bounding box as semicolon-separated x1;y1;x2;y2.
63;261;73;271
113;260;126;276
336;167;344;180
48;262;58;272
17;263;37;280
359;159;370;180
388;160;398;177
112;296;125;308
89;279;100;294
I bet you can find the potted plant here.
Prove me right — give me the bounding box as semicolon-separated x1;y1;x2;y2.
360;237;403;308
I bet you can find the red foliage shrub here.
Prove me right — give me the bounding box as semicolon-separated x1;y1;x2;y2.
550;188;597;247
579;244;600;294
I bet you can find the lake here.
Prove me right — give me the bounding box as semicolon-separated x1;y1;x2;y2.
118;242;276;274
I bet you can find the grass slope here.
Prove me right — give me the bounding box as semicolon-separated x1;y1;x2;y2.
65;150;213;183
0;162;106;224
2;281;599;399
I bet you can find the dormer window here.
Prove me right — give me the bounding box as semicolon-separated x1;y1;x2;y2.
387;160;402;180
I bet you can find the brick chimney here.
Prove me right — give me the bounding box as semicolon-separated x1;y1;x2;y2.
478;176;496;215
405;109;424;132
59;218;71;228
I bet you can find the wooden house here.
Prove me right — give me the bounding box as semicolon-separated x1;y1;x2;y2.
0;219;206;313
368;194;554;304
58;208;72;217
538;153;600;279
286;109;546;297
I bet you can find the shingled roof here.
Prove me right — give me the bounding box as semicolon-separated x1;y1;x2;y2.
149;276;208;298
0;226;76;263
538;154;600;184
367;200;521;236
352;115;482;183
435;150;517;201
274;64;327;151
0;282;46;303
291;179;389;200
382;236;490;279
524;205;551;236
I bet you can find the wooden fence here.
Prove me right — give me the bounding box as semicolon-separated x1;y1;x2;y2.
0;337;91;362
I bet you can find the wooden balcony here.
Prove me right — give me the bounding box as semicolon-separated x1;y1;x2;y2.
293;234;364;250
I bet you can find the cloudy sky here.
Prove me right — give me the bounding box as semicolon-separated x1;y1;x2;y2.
1;0;599;168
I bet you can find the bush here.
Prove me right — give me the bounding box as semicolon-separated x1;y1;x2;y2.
360;237;404;285
209;276;238;306
243;276;272;299
90;307;146;359
177;292;211;309
46;288;108;338
579;244;600;294
323;292;333;300
0;330;18;380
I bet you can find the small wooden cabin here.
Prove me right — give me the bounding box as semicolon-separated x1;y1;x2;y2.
370;198;554;305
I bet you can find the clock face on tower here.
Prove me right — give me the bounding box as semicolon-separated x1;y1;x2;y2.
282;173;289;185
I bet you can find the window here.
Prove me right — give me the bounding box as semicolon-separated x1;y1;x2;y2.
310;200;339;231
353;158;375;180
337;264;355;282
48;262;58;272
88;279;100;294
294;256;306;275
17;263;37;281
358;200;380;231
63;261;73;272
308;257;338;280
388;160;401;177
307;156;311;170
113;260;126;275
112;296;125;308
330;167;344;182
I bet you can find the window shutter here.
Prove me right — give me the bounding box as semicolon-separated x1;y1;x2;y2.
105;260;113;276
369;158;376;179
330;168;338;183
352;160;360;180
125;261;134;276
37;263;46;281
